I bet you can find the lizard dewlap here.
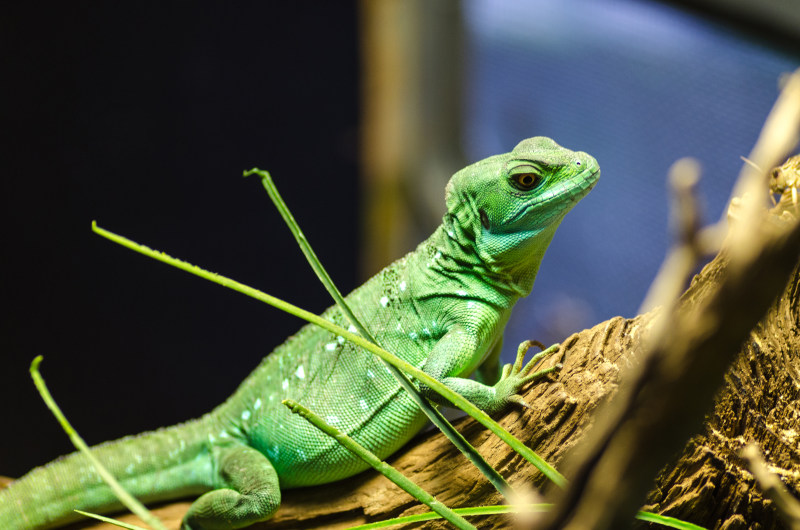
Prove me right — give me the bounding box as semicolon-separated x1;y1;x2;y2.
0;137;599;530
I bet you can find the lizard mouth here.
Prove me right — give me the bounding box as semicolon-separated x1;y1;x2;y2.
578;168;600;193
506;167;599;225
567;167;600;201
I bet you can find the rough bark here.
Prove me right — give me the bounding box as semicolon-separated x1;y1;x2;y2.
3;205;799;530
642;232;800;528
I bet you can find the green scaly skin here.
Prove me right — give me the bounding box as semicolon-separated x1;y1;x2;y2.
0;137;599;529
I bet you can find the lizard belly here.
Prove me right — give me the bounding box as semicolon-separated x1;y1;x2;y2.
246;357;428;487
227;258;445;487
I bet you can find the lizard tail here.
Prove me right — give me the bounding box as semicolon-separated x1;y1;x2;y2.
0;413;219;530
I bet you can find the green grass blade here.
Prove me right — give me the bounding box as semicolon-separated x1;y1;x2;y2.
246;167;511;496
91;222;566;488
283;399;475;530
29;357;168;530
344;505;706;530
636;510;708;529
347;504;551;529
245;168;354;331
73;510;149;530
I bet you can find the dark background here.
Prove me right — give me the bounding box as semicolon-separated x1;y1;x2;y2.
1;3;360;477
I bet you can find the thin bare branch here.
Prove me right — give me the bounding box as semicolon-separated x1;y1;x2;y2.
742;444;800;530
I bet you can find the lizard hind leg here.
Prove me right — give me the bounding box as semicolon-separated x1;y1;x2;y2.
182;443;280;530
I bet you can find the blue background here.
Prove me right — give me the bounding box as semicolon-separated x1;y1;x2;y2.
462;0;798;351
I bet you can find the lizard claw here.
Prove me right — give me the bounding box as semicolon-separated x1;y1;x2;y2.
491;340;562;413
517;341;561;379
507;394;532;409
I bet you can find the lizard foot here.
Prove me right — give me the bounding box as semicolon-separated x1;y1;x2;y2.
491;340;561;413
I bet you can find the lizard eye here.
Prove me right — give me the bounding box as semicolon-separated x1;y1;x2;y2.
510;172;542;191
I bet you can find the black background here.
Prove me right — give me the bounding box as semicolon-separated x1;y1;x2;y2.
1;3;360;477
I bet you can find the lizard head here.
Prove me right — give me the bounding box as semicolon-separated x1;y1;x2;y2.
444;136;599;286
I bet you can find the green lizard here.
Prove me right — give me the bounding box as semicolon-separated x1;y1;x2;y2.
0;136;599;529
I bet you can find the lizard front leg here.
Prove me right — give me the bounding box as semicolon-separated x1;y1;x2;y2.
418;327;560;415
475;338;503;386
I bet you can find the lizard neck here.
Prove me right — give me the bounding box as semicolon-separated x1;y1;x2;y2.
413;218;530;307
424;212;563;305
501;219;562;295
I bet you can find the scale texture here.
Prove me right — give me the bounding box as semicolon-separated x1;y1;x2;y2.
0;137;599;529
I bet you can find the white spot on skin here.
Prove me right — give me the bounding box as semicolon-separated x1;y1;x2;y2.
298;449;308;461
295;365;305;379
467;301;476;309
399;281;407;291
348;324;358;334
456;290;467;296
367;369;375;378
435;251;442;260
409;332;418;340
380;296;389;307
241;410;251;421
282;379;289;390
325;342;338;351
360;399;368;410
337;335;345;344
447;230;455;238
220;430;230;438
326;415;340;424
208;434;216;443
254;398;262;410
125;464;134;475
422;328;430;336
